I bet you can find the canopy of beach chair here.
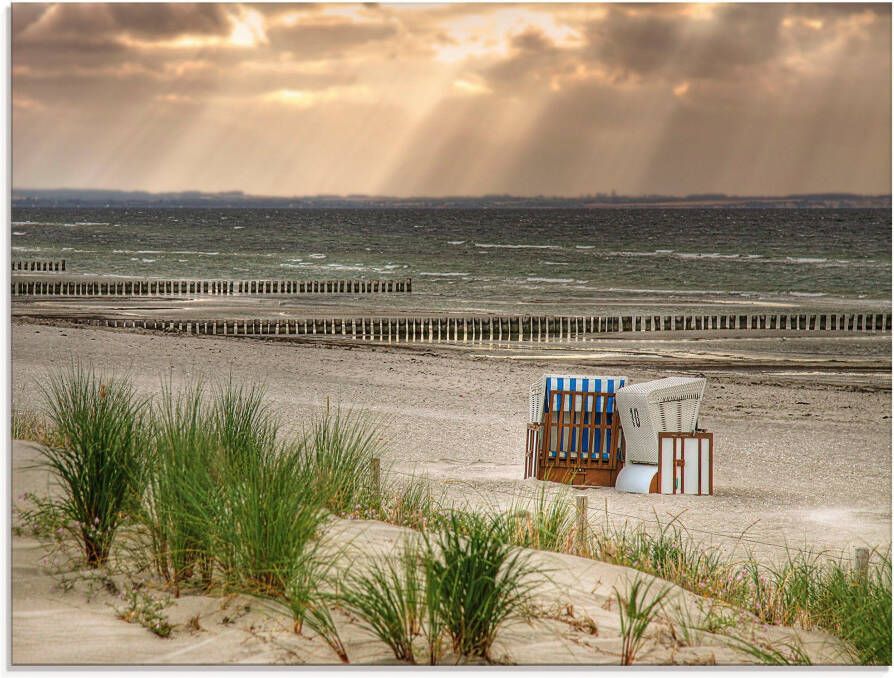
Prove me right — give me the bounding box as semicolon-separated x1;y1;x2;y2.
529;374;629;423
615;376;706;465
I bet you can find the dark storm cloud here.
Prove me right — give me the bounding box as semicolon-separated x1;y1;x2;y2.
11;3;49;37
13;3;231;43
104;4;232;38
266;20;397;57
484;28;564;90
589;4;786;79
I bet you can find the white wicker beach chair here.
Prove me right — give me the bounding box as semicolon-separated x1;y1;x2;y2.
615;377;706;465
614;376;706;493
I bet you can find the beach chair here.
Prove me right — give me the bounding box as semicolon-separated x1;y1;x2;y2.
614;377;711;494
525;374;629;486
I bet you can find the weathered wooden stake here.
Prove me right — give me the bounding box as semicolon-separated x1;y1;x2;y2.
371;457;381;503
575;493;588;553
855;547;870;577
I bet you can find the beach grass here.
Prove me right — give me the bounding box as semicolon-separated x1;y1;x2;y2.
590;517;892;665
504;486;575;553
340;513;543;664
615;576;672;665
37;363;148;566
143;379;332;601
211;439;328;596
301;408;384;515
423;512;540;661
340;541;426;663
18;367;892;665
142;380;218;592
12;407;63;447
375;474;443;530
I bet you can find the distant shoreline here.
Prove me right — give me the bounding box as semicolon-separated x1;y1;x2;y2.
11;189;892;210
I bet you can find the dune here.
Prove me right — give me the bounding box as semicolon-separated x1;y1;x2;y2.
12;440;847;666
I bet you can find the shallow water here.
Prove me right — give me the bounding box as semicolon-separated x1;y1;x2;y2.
11;207;891;314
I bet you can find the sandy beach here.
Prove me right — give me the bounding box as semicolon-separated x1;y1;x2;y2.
12;318;891;561
10;1;893;665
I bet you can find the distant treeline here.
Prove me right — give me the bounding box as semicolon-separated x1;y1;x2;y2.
11;188;891;209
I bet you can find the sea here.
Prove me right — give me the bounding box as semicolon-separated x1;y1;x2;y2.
10;207;892;315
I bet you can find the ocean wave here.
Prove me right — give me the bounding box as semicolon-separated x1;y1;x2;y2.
612;250;666;257
419;272;470;277
170;250;219;256
575;245;595;249
785;256;827;264
588;286;847;299
475;243;562;250
71;222;109;226
676;252;741;259
11;246;41;252
308;253;327;259
597;250;884;268
764;256;887;268
599;286;738;296
447;240;466;245
541;260;570;266
13;231;26;236
324;263;367;271
233;226;245;230
526;277;575;283
603;249;744;260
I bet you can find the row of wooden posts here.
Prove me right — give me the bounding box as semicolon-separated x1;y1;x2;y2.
50;311;892;341
11;277;413;296
12;259;66;272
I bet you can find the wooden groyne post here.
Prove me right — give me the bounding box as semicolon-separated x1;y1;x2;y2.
10;276;413;298
11;259;65;273
28;310;893;341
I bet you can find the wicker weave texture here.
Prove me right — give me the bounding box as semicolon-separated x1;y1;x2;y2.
616;377;706;464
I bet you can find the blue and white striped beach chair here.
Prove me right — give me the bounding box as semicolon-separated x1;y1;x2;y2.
525;374;629;484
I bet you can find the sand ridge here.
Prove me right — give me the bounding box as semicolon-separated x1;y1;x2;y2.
12;442;848;666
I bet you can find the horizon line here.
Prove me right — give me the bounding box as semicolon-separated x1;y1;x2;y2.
12;187;893;201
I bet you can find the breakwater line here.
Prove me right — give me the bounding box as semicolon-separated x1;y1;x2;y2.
31;311;892;342
12;259;66;272
11;277;412;296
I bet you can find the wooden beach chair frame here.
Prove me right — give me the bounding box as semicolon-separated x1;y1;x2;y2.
526;389;625;487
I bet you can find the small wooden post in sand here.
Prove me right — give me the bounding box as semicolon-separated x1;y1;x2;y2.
855;547;870;577
371;457;381;504
575;494;588;553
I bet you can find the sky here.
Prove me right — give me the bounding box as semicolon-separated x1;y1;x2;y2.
11;2;893;197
